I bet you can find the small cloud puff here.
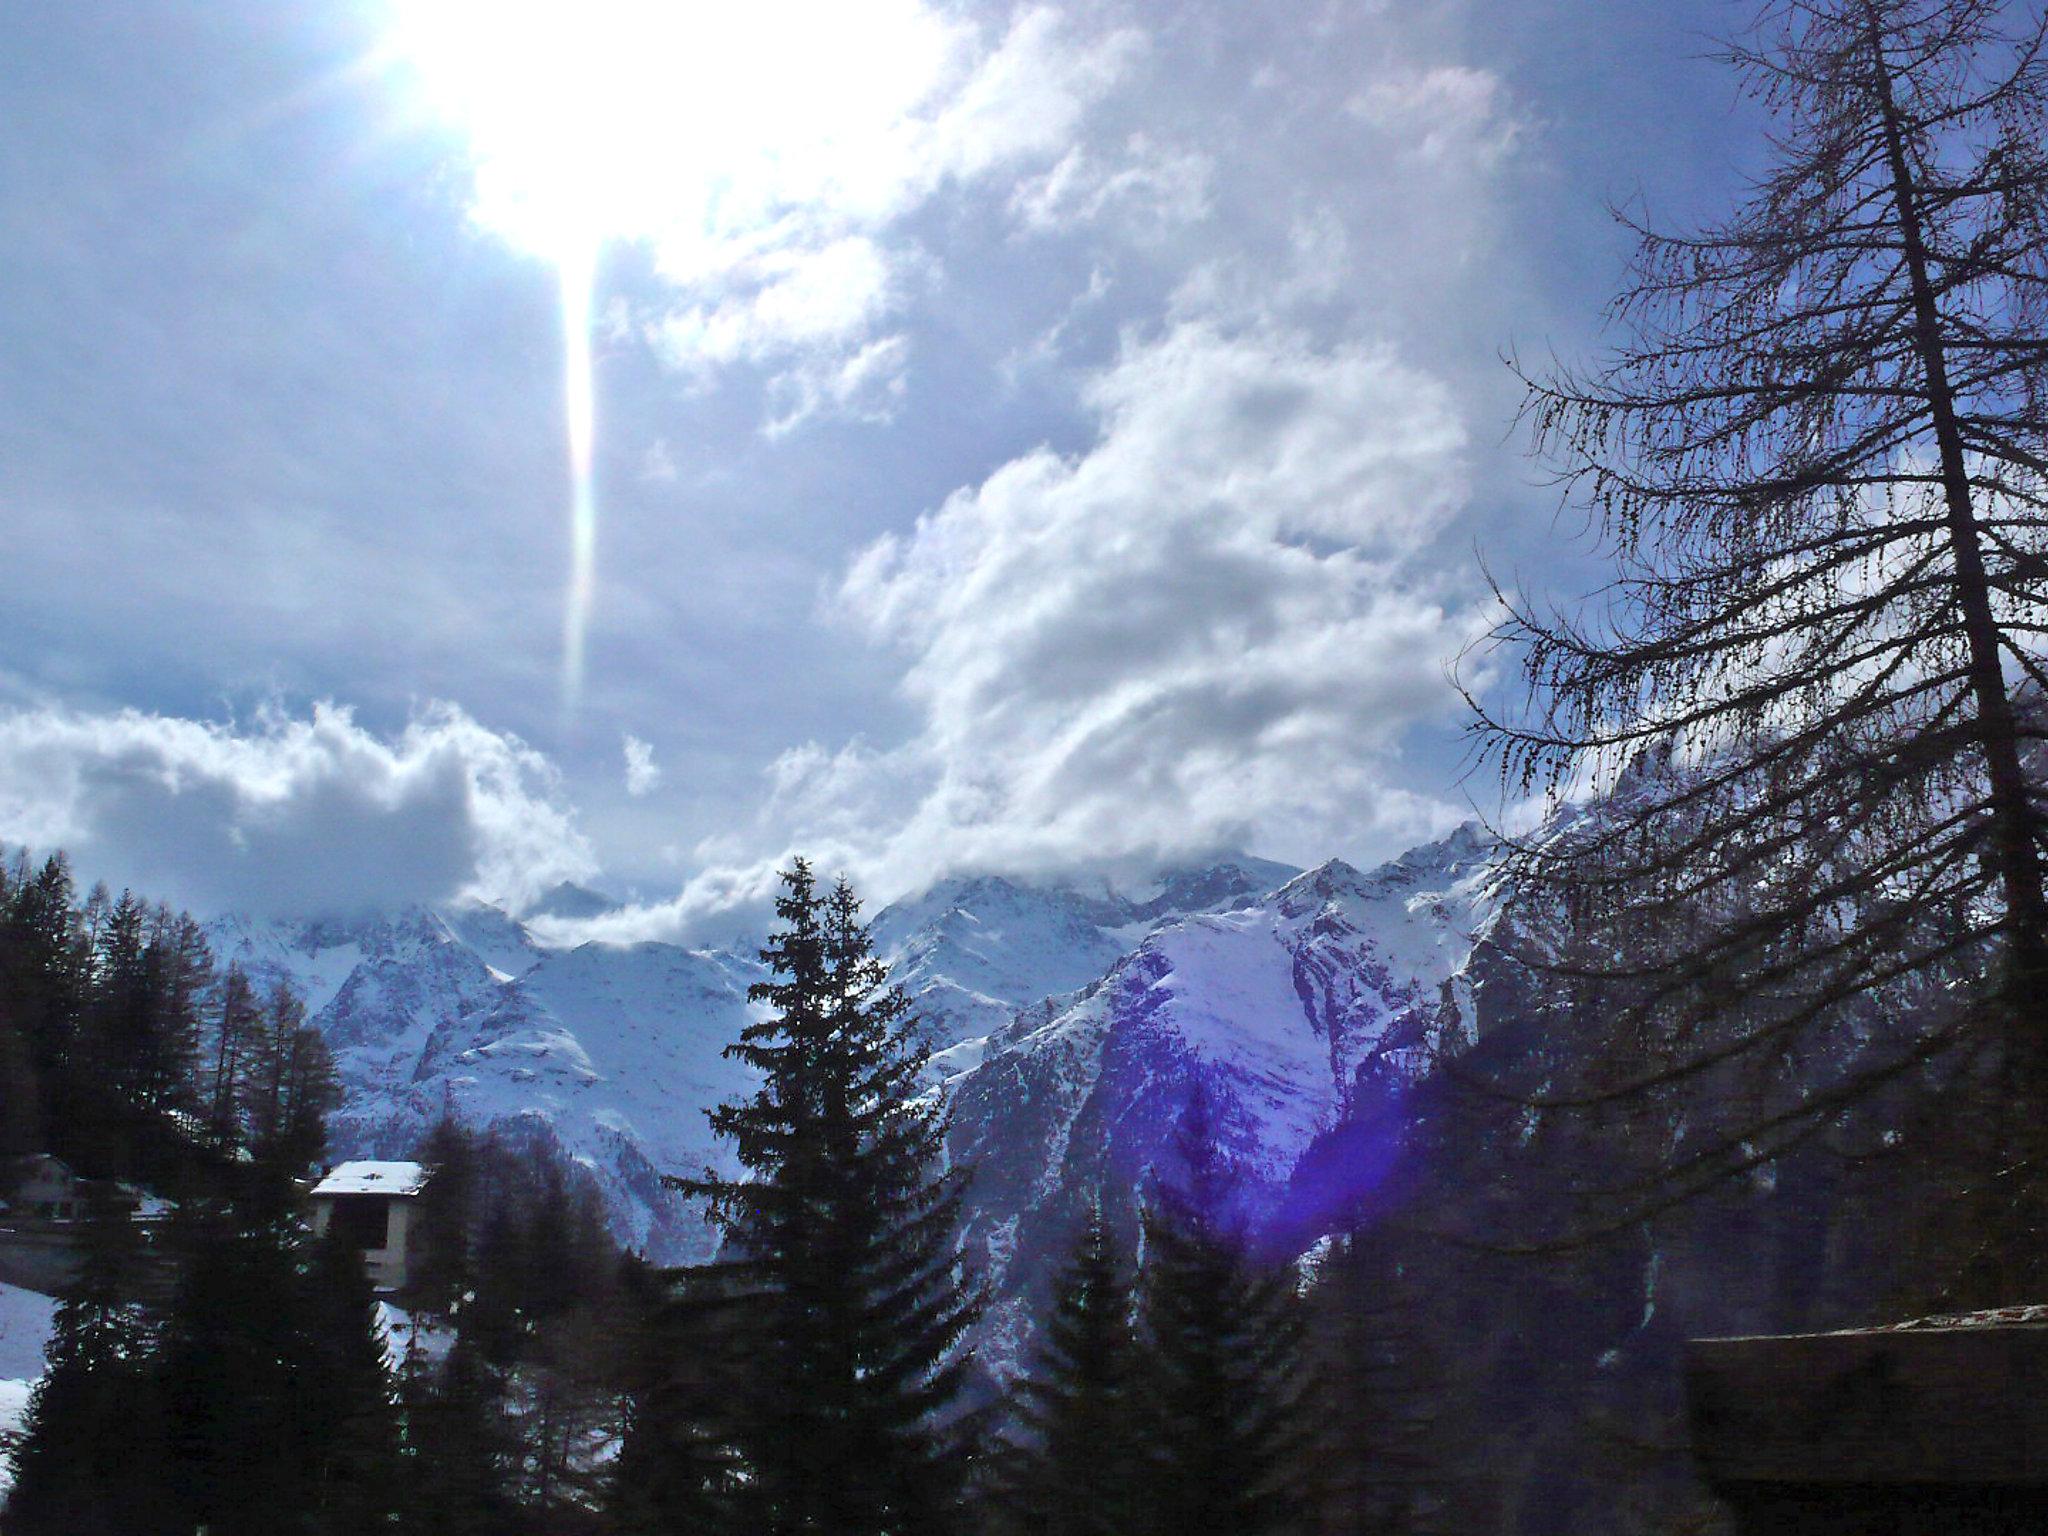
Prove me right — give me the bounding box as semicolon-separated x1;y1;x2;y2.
1347;65;1524;171
0;701;594;918
622;734;663;798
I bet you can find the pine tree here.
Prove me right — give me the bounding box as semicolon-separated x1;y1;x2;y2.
1308;1230;1441;1536
657;859;984;1536
12;858;85;1107
1132;1082;1315;1536
406;1113;480;1312
156;1202;404;1535
0;1190;170;1536
994;1201;1142;1536
137;906;208;1121
302;1229;405;1533
1469;0;2048;1295
0;854;48;1159
609;1251;747;1535
240;980;338;1185
83;892;151;1129
156;1202;319;1533
205;962;263;1148
397;1335;516;1536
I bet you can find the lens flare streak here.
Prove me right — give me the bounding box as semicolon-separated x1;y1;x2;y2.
559;247;598;708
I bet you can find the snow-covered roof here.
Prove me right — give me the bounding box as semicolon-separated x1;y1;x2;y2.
311;1161;428;1198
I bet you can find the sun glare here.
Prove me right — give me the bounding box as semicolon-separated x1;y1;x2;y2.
385;0;966;707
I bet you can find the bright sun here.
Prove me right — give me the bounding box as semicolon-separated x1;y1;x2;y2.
386;0;964;266
384;0;966;707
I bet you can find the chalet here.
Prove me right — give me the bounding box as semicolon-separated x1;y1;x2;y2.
1688;1306;2048;1534
1;1154;90;1222
0;1156;154;1296
309;1160;430;1294
0;1155;144;1224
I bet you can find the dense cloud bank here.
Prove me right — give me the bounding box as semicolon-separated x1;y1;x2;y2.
0;702;593;918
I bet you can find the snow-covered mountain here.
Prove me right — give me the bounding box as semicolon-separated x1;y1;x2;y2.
205;834;1500;1289
873;855;1301;1060
939;826;1499;1375
206;905;762;1258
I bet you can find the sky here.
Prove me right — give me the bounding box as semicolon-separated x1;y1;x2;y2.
0;0;1767;938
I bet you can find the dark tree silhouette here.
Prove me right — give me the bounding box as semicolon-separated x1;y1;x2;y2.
992;1200;1143;1536
204;963;262;1148
240;979;339;1183
0;1192;169;1536
1307;1229;1446;1536
397;1334;517;1536
1469;0;2048;1300
649;860;984;1536
1132;1083;1315;1536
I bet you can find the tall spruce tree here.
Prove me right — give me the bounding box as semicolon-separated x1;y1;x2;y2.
156;1199;405;1535
0;1190;170;1536
655;859;983;1536
609;1248;749;1535
205;962;263;1148
406;1113;481;1313
1133;1082;1314;1536
397;1335;516;1536
0;854;68;1158
1469;0;2048;1299
302;1229;406;1533
993;1200;1142;1536
241;980;338;1184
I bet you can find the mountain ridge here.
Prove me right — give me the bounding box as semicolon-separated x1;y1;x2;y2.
202;833;1499;1285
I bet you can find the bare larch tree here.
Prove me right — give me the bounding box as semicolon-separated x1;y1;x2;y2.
1468;0;2048;1300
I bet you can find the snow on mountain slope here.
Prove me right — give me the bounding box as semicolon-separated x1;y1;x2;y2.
391;939;763;1257
874;857;1302;1051
198;839;1494;1285
940;825;1499;1377
441;900;548;981
207;907;763;1260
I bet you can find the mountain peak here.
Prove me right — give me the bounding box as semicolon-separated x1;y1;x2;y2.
1130;855;1300;921
526;881;618;921
1274;858;1370;911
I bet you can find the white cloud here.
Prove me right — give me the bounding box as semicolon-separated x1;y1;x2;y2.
836;322;1482;868
924;9;1144;182
638;439;679;484
402;0;1137;429
1347;65;1524;170
568;321;1491;943
1010;135;1214;233
0;702;593;917
765;334;913;439
652;237;903;376
622;734;662;797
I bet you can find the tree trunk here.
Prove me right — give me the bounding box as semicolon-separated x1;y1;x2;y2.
1865;6;2048;996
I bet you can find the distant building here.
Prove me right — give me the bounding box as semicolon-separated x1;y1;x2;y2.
0;1155;152;1296
0;1155;141;1224
309;1160;430;1294
2;1154;90;1222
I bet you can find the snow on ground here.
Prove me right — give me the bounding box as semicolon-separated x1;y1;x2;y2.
0;1377;31;1494
0;1283;57;1495
0;1283;55;1382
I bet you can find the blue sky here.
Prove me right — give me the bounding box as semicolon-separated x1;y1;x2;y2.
0;0;1763;934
